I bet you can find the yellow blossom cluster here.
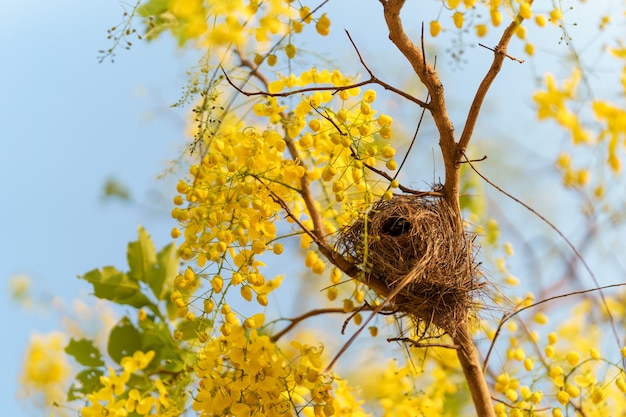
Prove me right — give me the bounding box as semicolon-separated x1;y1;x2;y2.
262;68;398;205
427;0;570;56
172;121;296;310
193;324;336;417
488;300;626;416
534;60;626;192
79;351;180;417
555;152;591;189
19;332;72;409
533;70;591;145
593;100;626;173
146;0;331;65
172;67;398;310
354;357;461;417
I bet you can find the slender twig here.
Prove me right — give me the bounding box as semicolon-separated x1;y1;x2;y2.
325;264;423;372
461;152;623;367
270;304;396;342
382;0;457;209
478;43;524;64
270;308;346;343
365;161;442;197
220;34;430;109
458;19;524;154
265;181;370;286
459;155;487;164
341;303;367;335
343;30;429;108
267;187;326;249
393;57;434;183
341;145;441;196
491;397;550;412
483;282;626;369
387;337;460;349
463;153;621;368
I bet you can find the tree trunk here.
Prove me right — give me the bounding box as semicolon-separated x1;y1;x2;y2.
454;321;496;417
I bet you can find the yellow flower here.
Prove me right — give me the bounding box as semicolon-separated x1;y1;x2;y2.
19;332;71;406
430;20;442;37
121;350;156;373
363;89;377;103
491;9;502;26
591;387;606;404
519;2;532;19
316;14;331;36
566;351;580;366
98;367;131;400
453;11;464;29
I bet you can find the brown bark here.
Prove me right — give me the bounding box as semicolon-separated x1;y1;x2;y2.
379;1;523;415
454;322;497;417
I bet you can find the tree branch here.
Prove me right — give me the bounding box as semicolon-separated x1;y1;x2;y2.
454;321;497;417
381;0;458;210
270;308;347;343
461;151;625;369
483;282;626;369
387;337;460;349
458;19;524;153
223;53;429;108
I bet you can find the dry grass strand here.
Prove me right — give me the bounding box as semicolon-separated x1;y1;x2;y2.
336;194;481;336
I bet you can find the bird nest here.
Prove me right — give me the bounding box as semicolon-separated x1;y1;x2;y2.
336;194;481;336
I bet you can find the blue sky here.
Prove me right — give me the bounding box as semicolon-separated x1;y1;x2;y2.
1;1;193;414
1;0;623;415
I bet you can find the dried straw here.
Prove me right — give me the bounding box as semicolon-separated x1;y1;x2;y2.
336;194;481;336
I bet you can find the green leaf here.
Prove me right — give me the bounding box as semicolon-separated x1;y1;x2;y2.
138;317;178;372
80;266;152;308
108;317;142;364
102;177;131;201
151;242;178;300
176;317;212;340
65;338;105;367
459;164;485;217
67;368;103;401
138;0;170;17
127;226;157;284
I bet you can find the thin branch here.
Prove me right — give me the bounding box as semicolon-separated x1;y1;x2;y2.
221;36;430;109
341;303;368;335
491;396;550;413
478;43;524;64
270;308;346;343
381;0;457;208
461;152;623;367
325;264;424;372
483;282;626;369
393;55;434;184
265;182;367;286
458;19;524;154
343;30;429;108
459;155;488;164
270;304;396;342
387;337;460;349
267;187;326;249
346;146;442;197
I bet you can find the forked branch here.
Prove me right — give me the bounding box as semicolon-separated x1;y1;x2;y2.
222;58;428;109
458;20;525;153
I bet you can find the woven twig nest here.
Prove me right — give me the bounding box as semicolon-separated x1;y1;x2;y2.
336;194;481;335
